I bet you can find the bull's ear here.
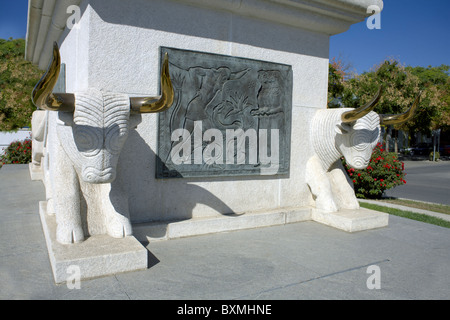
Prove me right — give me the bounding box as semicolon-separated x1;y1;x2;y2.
335;123;351;134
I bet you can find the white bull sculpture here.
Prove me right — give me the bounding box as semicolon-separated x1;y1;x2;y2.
306;88;420;212
32;43;174;244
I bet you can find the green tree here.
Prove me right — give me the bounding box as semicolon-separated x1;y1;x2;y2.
406;64;449;87
439;78;450;128
406;64;450;130
0;38;43;131
328;62;344;107
338;59;448;152
328;57;355;108
342;60;421;117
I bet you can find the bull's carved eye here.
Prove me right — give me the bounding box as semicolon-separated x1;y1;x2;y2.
351;131;370;151
106;129;129;155
73;126;102;157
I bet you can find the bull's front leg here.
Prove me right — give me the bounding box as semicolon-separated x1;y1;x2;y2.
305;155;339;212
100;182;132;238
53;143;85;244
328;160;360;210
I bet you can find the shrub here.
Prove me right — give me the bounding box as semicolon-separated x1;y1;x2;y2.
0;38;43;131
342;143;406;199
429;151;440;161
0;138;32;169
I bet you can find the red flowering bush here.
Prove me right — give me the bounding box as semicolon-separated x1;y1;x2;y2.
0;139;32;169
342;143;406;199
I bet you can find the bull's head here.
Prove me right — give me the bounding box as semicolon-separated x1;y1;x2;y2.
32;43;174;183
335;87;420;169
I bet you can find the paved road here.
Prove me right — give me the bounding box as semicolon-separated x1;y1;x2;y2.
384;160;450;206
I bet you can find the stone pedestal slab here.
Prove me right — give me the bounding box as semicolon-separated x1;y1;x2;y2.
132;206;389;243
133;208;312;242
39;202;148;284
312;208;389;232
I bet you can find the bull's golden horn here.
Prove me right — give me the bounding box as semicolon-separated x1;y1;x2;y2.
381;91;421;125
341;86;383;123
32;42;75;112
33;45;174;114
130;52;174;113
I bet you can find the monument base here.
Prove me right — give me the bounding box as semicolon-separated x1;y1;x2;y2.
132;206;389;243
39;201;388;283
38;202;148;284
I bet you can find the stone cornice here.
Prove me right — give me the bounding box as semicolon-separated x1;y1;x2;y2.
26;0;81;70
25;0;383;70
175;0;383;34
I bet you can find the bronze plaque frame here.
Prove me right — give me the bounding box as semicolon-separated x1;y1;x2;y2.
156;47;293;179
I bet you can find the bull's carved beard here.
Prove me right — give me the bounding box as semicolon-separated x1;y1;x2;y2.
311;109;380;171
57;88;131;183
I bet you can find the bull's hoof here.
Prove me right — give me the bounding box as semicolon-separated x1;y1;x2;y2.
46;198;56;216
56;225;85;244
340;201;360;210
106;215;132;239
315;196;339;213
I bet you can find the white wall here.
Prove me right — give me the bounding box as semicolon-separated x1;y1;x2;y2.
56;0;335;223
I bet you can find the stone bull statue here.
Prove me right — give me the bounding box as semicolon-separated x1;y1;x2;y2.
32;43;174;244
306;87;420;212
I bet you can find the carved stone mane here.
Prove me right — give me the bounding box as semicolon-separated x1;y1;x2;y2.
310;109;344;170
310;108;380;172
74;89;131;156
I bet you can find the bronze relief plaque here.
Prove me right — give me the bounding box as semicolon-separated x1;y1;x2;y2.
156;47;293;178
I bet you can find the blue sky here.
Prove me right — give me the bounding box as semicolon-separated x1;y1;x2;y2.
0;0;28;40
330;0;450;74
0;0;449;74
